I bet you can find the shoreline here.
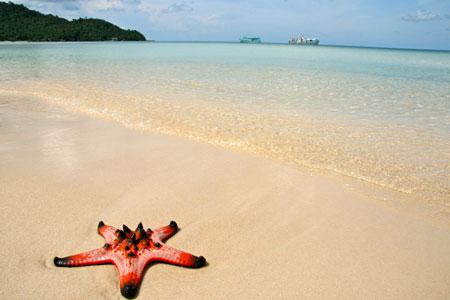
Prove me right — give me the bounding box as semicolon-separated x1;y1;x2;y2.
1;81;448;210
1;95;450;299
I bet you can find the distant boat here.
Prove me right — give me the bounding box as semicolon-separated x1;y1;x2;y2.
289;35;319;45
239;37;262;44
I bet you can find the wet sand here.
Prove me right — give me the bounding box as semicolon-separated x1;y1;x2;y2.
1;96;450;299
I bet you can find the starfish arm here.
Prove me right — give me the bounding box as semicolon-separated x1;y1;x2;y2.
54;247;112;267
153;221;178;242
150;245;206;268
97;221;118;244
114;257;147;299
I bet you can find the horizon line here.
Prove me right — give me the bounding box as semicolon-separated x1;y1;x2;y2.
1;40;449;52
149;40;450;52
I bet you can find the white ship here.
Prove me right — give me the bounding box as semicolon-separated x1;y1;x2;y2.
289;35;319;45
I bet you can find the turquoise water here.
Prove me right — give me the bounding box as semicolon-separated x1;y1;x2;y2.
1;42;449;203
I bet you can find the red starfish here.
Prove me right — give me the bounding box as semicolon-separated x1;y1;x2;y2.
54;221;206;299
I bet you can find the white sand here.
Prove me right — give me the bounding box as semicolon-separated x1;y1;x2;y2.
1;96;450;299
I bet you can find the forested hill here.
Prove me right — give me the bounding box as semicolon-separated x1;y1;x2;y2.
0;2;146;41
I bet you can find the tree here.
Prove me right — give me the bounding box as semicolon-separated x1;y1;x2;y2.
0;2;146;41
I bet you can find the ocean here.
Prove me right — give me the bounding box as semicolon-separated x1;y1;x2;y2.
1;42;449;204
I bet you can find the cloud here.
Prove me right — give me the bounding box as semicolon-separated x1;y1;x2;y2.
16;0;139;13
402;10;442;22
62;2;80;11
82;0;126;12
22;0;195;14
161;2;194;14
24;0;78;2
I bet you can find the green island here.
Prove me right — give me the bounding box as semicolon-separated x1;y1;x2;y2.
0;2;146;41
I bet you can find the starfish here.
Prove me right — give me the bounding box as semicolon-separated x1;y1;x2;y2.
54;221;206;299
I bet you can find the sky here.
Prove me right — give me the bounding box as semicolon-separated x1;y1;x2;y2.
9;0;450;50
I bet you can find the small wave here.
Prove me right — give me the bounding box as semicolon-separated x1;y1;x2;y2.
1;80;448;206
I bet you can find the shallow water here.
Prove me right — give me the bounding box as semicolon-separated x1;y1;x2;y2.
1;42;449;204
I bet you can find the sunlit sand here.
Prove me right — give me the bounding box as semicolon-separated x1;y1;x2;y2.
1;96;449;299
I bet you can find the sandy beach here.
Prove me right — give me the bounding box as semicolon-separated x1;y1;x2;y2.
1;95;450;299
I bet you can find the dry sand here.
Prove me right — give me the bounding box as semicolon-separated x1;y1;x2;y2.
1;96;450;299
